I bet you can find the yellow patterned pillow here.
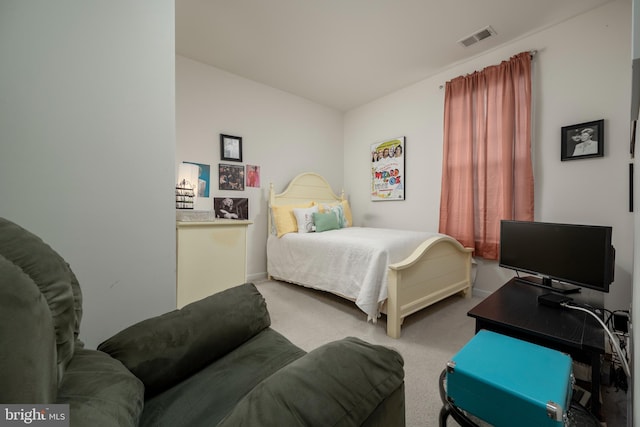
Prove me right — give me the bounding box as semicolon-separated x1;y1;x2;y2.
340;200;353;227
272;202;314;237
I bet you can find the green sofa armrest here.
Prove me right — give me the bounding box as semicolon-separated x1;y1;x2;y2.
56;348;144;427
98;283;270;397
217;337;405;427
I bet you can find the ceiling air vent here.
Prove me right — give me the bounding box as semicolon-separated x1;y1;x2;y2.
458;26;496;47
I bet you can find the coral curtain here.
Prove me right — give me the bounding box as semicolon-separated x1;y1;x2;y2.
439;52;534;260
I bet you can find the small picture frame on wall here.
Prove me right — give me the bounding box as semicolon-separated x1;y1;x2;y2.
245;164;261;188
219;163;245;191
220;134;243;162
182;161;210;197
561;119;604;161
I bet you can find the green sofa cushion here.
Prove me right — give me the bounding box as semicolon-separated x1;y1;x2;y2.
56;348;144;427
0;254;57;403
217;336;405;427
140;328;306;427
0;218;81;386
98;283;271;397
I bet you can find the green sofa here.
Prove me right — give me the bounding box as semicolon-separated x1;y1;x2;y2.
0;217;406;426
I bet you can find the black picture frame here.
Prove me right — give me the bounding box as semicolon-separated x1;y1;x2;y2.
561;119;604;161
220;134;243;162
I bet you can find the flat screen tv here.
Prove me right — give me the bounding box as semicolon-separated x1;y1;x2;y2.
499;220;615;294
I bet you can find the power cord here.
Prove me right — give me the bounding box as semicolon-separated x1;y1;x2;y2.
560;302;631;379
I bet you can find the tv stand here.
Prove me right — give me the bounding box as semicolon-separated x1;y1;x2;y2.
515;276;581;294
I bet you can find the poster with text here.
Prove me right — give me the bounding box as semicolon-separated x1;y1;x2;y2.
371;137;405;201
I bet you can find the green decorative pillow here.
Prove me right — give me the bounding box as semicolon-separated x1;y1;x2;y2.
319;203;346;228
313;212;340;232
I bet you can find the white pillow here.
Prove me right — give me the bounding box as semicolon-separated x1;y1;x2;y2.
293;205;319;233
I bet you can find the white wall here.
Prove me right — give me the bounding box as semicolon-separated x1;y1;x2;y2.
344;0;633;310
0;1;176;348
176;56;344;278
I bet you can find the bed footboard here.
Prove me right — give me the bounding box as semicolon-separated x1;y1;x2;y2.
385;235;473;338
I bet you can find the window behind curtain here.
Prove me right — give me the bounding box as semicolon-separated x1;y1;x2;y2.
439;51;534;260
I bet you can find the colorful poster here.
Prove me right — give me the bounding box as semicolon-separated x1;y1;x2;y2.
184;162;210;197
218;163;244;191
246;165;260;188
371;137;405;201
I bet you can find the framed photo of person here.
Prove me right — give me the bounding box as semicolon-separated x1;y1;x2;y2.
220;134;243;162
561;120;604;161
245;164;261;188
214;197;249;220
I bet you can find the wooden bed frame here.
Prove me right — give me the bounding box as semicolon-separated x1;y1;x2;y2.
268;172;473;338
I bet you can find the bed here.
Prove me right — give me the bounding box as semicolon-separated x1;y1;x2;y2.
267;172;473;338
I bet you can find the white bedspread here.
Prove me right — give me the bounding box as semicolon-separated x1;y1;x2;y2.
267;227;442;321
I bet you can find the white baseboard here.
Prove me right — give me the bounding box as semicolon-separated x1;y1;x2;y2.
248;272;269;283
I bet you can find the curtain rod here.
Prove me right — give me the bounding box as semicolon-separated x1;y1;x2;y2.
439;50;538;89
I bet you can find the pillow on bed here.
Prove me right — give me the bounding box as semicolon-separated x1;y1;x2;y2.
272;202;314;237
313;212;340;232
293;205;318;233
340;200;353;227
319;202;352;228
322;204;345;228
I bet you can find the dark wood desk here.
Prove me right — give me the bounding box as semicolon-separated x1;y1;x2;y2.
467;278;605;417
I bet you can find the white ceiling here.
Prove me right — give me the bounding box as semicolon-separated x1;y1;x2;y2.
176;0;614;111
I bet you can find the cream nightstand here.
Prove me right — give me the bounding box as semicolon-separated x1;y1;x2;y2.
176;220;252;308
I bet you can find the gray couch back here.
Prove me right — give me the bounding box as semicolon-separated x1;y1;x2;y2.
0;218;83;403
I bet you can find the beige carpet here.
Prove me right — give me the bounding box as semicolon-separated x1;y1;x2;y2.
255;279;482;427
